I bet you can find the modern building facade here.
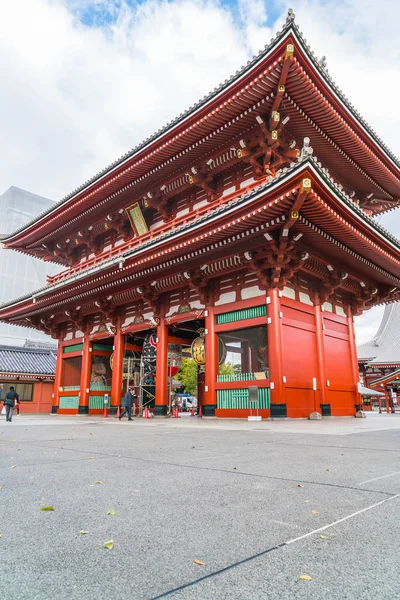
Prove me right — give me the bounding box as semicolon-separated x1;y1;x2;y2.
0;186;59;346
0;11;399;419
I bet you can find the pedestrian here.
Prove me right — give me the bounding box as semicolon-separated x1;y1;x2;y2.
119;387;134;421
3;386;19;422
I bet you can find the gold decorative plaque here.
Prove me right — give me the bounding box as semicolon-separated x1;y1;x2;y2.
126;202;149;236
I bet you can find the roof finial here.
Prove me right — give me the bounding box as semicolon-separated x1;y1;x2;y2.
318;56;328;70
286;8;295;24
298;137;314;162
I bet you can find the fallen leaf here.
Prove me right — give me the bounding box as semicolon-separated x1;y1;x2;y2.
320;535;328;539
95;481;103;485
89;457;94;460
107;508;116;516
103;540;114;550
40;506;55;511
0;533;2;538
297;484;304;488
89;432;92;436
10;466;16;469
233;466;238;470
18;448;21;451
325;468;330;472
80;531;89;535
192;446;196;449
312;510;319;515
133;490;139;493
194;559;206;566
299;574;312;581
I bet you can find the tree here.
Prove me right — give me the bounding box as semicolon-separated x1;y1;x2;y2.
175;358;198;396
218;362;234;375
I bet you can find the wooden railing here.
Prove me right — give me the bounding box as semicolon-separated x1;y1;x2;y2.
46;177;266;286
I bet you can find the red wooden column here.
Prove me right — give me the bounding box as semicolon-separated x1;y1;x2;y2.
111;326;124;414
314;302;327;414
204;304;218;416
347;311;362;411
267;288;284;411
52;341;63;414
79;336;92;414
384;387;391;414
155;317;168;416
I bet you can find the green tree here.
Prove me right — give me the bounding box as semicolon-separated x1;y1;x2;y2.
176;358;198;396
218;362;234;375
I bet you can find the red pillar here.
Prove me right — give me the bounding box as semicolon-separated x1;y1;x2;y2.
204;304;218;416
155;317;168;416
79;336;92;414
314;303;326;414
348;311;362;411
52;340;63;414
111;327;124;414
267;289;284;410
384;387;391;414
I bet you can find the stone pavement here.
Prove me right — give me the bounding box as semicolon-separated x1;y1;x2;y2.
0;413;399;599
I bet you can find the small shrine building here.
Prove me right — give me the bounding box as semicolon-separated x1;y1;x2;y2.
0;11;399;418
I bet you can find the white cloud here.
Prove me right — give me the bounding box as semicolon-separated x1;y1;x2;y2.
0;0;399;344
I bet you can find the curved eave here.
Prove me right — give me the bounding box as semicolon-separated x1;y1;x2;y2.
3;18;400;251
370;367;400;386
1;158;400;324
0;372;55;379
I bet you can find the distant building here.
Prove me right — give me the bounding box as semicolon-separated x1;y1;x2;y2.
358;304;400;411
0;344;56;413
0;186;59;346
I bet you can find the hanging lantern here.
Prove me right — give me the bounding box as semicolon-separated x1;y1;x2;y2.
218;336;227;365
191;328;206;365
141;332;157;376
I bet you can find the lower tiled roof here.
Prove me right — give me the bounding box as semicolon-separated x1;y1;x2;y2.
0;345;56;375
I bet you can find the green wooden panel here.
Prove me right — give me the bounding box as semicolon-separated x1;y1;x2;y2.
63;386;81;391
93;343;113;352
217;372;260;382
63;344;83;353
90;383;112;391
217;305;266;324
59;396;79;409
89;395;109;409
217;387;270;409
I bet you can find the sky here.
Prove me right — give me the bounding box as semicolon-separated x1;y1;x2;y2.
0;0;399;344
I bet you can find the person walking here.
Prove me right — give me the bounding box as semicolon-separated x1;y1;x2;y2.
3;386;19;422
119;387;134;421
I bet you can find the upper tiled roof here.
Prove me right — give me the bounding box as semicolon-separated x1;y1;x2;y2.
0;345;56;375
3;10;400;243
357;303;400;365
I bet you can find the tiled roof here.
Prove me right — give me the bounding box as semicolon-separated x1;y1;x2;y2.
3;11;400;243
0;345;56;375
357;303;400;365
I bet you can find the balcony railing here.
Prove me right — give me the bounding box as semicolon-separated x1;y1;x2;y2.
46;177;266;287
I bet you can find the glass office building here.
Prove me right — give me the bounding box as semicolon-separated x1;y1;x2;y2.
0;186;59;346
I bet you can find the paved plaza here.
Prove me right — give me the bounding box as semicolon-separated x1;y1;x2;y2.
0;413;399;599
